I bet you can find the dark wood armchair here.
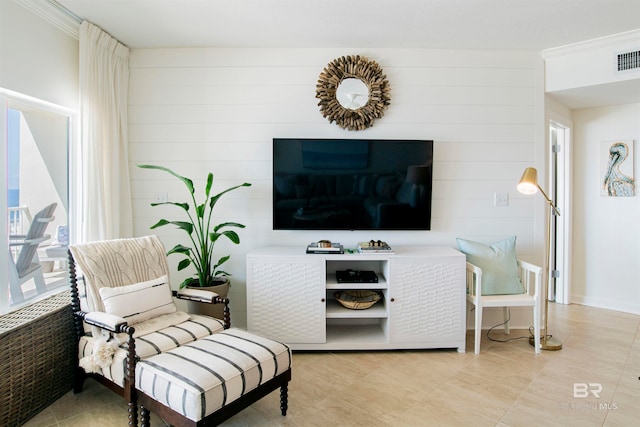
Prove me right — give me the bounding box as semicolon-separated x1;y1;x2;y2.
68;235;291;426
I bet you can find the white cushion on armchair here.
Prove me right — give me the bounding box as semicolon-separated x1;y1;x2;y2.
99;275;176;324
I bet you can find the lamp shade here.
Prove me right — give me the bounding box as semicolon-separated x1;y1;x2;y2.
406;165;429;184
517;167;539;195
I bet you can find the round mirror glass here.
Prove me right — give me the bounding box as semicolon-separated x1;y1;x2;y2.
336;78;370;110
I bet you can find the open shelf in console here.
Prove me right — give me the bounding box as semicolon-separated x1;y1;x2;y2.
326;275;387;290
325;323;388;349
326;298;387;318
325;258;389;290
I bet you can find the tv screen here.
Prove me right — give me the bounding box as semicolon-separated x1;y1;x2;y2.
273;138;433;230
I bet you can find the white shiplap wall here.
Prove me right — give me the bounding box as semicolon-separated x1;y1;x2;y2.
128;48;545;327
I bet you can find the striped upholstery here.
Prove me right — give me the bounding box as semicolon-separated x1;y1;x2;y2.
79;314;225;386
136;328;292;422
70;236;291;425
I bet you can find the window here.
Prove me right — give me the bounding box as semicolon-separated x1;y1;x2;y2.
1;89;77;314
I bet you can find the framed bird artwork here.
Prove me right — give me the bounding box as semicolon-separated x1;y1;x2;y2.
601;140;635;197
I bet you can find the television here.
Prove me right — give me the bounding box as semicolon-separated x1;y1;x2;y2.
273;138;433;230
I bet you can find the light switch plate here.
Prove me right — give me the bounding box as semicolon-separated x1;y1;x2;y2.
154;192;168;203
494;192;509;206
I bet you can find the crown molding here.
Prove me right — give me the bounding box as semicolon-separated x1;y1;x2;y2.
13;0;81;39
543;29;640;59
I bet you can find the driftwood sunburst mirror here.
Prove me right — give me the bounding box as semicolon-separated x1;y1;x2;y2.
315;55;391;131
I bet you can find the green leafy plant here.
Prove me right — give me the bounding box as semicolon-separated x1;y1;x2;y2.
138;164;251;288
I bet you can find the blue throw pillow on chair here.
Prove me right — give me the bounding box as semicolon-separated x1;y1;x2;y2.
456;235;525;295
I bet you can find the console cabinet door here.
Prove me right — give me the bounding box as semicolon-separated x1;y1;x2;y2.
388;256;465;347
247;256;326;343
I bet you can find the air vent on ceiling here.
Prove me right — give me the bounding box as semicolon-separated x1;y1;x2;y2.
617;50;640;72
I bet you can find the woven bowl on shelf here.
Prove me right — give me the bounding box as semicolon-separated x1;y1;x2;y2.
334;290;382;310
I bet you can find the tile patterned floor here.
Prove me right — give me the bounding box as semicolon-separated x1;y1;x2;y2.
24;303;640;426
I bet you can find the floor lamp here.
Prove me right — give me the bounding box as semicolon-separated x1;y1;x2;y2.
517;167;563;351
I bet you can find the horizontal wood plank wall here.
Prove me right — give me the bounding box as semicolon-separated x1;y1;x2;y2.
128;48;544;328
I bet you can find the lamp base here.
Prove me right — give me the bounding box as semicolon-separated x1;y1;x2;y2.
529;336;563;351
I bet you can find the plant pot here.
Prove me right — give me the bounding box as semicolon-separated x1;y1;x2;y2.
186;277;229;320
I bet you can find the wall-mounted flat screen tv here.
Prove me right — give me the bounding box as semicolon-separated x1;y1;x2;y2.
273;138;433;230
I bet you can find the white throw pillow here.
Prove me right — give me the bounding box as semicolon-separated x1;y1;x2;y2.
99;275;176;324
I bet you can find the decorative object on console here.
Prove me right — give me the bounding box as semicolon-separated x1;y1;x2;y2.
307;241;344;254
357;240;394;254
318;239;332;248
517;167;563;351
334;290;382;310
315;55;390;131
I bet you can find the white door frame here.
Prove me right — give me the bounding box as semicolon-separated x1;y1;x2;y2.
547;113;572;304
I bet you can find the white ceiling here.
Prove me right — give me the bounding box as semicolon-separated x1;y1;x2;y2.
56;0;640;50
54;0;640;109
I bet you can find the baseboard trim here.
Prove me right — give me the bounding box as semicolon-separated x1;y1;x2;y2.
571;296;640;316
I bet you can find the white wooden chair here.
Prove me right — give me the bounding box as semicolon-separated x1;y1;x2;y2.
8;203;56;303
465;260;542;354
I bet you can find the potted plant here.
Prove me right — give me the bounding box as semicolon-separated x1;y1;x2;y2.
138;164;251;318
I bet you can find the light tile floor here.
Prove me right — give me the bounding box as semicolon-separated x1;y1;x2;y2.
24;303;640;426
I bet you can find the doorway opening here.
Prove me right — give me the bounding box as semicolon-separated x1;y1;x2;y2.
548;118;572;304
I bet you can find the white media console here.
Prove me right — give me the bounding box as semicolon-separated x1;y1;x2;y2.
246;246;466;352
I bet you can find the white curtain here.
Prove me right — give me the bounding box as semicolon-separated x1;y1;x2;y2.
79;21;132;241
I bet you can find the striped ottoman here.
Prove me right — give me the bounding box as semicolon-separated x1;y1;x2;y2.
135;328;292;423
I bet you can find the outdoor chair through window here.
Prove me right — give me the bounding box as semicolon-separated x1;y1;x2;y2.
8;202;56;304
